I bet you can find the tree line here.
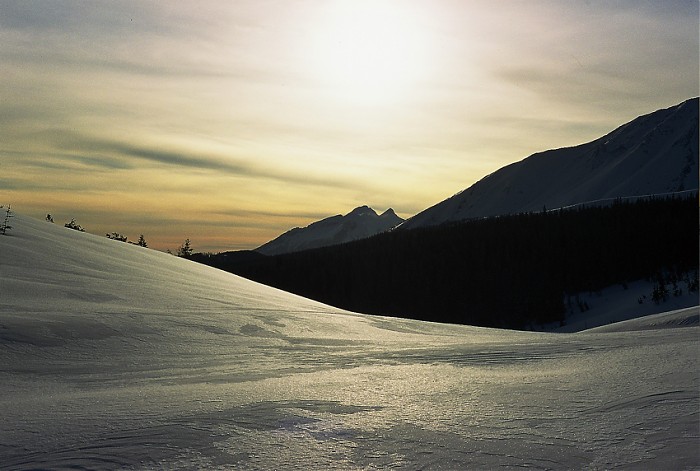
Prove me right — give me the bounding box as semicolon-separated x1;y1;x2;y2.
194;194;699;329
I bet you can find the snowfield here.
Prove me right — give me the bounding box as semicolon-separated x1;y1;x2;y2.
1;214;698;470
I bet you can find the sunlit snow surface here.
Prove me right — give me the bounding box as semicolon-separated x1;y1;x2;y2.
1;215;698;470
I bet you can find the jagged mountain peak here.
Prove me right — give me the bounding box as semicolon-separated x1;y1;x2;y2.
256;205;404;256
347;205;377;217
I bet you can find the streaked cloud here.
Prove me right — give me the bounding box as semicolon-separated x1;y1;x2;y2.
1;0;697;251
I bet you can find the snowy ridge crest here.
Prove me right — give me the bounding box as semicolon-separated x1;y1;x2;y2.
401;98;699;230
256;205;404;255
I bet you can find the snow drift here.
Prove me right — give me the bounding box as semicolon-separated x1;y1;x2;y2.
0;214;697;469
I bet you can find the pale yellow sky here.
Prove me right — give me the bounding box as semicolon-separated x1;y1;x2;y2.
1;0;698;251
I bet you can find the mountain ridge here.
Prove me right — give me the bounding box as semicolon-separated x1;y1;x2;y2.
256;205;404;256
400;98;699;230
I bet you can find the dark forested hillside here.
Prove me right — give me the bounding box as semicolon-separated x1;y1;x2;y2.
195;195;699;329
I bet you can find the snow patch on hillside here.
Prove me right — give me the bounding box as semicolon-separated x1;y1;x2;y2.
542;278;699;332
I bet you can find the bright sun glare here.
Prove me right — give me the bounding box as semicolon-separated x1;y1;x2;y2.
307;0;434;106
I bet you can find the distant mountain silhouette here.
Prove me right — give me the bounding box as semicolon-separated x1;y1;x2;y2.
401;98;699;230
256;206;403;256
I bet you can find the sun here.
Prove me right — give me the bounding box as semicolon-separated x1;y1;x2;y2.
305;0;434;106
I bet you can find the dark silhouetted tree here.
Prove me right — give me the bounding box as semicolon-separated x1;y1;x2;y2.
107;232;128;242
686;270;699;293
137;234;148;247
651;273;669;304
177;239;193;258
0;204;13;235
65;218;85;232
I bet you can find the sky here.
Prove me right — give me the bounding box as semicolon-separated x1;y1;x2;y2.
1;0;698;252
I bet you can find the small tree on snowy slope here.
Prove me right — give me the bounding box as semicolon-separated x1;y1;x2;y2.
137;234;148;248
0;204;13;235
106;232;128;242
651;272;669;304
177;239;193;258
64;218;85;232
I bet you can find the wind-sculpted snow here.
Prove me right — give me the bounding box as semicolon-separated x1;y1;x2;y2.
584;306;699;333
1;215;698;469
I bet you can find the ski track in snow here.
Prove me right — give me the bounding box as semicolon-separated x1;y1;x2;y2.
0;214;698;470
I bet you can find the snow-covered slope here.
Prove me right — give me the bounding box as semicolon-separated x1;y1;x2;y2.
1;214;698;469
584;306;699;333
401;98;699;229
549;278;700;333
256;205;403;255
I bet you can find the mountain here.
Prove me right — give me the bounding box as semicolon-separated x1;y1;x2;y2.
256;205;403;255
1;213;698;469
219;195;699;329
401;98;699;230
